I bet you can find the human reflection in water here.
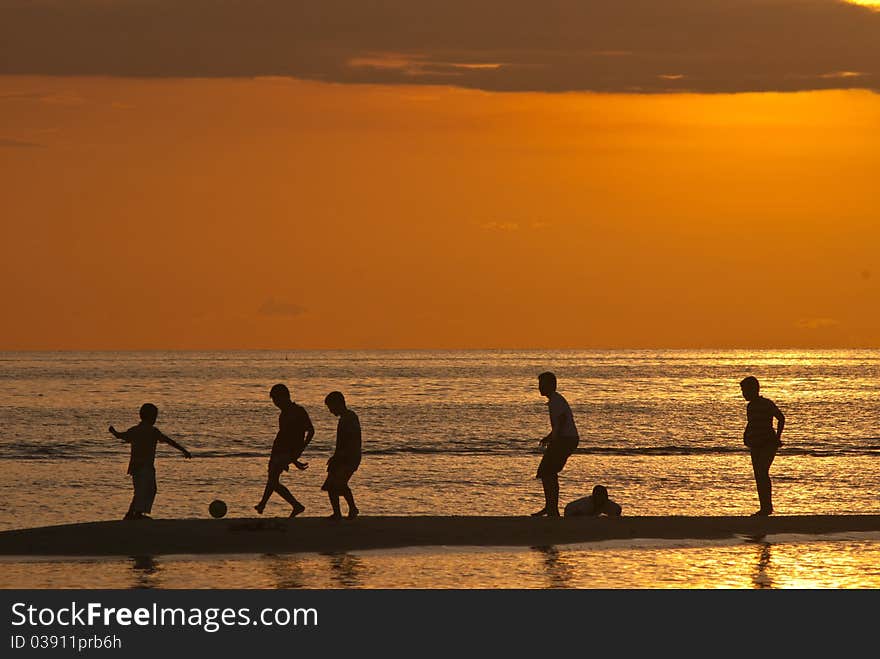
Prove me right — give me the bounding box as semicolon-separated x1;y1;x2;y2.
324;552;365;588
263;554;307;589
744;534;774;589
130;555;161;589
532;545;573;589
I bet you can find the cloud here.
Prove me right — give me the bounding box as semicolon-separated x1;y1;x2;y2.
480;220;551;231
258;298;306;317
795;317;841;330
0;137;44;148
0;91;44;101
1;1;878;93
348;53;505;78
0;91;84;105
480;222;520;232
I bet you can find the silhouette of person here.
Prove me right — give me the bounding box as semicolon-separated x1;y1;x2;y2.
325;552;365;587
563;484;622;517
108;403;191;521
740;376;785;516
255;383;314;517
743;535;775;589
322;391;361;520
532;372;579;517
531;545;574;588
264;554;307;589
130;555;162;589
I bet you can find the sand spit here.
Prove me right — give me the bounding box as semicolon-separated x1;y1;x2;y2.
2;515;880;557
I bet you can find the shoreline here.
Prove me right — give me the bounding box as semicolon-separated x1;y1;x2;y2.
2;515;880;557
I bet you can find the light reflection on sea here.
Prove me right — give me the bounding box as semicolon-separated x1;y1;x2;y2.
2;533;880;589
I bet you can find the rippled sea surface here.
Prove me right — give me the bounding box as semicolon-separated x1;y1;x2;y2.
1;350;879;588
3;534;880;589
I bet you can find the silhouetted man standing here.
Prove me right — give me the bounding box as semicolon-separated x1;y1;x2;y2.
740;376;785;516
532;372;579;517
255;383;314;517
322;391;361;520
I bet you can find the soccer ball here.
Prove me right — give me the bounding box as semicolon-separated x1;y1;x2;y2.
209;499;227;519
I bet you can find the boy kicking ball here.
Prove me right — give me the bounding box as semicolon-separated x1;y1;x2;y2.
109;403;191;520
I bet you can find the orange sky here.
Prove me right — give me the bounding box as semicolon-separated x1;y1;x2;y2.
1;76;878;349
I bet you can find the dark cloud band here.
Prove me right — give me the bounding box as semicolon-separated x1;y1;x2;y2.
1;0;878;93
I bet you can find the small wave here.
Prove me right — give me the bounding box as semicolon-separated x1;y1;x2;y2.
575;446;744;456
2;444;94;460
192;451;265;459
313;445;880;458
578;445;880;458
364;447;499;456
3;445;879;461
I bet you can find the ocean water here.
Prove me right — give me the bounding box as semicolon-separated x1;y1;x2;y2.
1;350;879;588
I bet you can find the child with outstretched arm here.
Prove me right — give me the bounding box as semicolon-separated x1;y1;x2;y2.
109;403;191;520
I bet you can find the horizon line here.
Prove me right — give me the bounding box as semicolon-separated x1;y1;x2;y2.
1;346;879;353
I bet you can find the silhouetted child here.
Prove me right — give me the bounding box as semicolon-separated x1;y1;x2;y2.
564;484;622;517
532;371;580;517
322;391;362;520
108;403;191;520
740;376;785;516
255;383;314;517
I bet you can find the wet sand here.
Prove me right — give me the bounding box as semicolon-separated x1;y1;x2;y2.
2;515;880;557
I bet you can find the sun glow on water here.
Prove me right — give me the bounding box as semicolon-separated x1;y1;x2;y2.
3;535;880;588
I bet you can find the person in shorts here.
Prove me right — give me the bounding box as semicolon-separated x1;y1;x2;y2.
254;383;314;517
322;391;361;520
108;403;192;520
532;372;579;517
740;376;785;516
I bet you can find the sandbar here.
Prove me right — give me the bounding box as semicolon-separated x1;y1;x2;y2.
2;515;880;557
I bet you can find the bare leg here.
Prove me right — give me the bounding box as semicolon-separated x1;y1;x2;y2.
750;445;778;514
543;474;560;516
255;474;276;514
144;471;157;516
256;464;303;515
274;481;301;509
341;486;358;518
128;468;156;520
327;492;342;519
532;464;548;516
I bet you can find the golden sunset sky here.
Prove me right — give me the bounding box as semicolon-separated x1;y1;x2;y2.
1;1;879;349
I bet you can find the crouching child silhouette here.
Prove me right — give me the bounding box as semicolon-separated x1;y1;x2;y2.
108;403;192;520
564;484;622;517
